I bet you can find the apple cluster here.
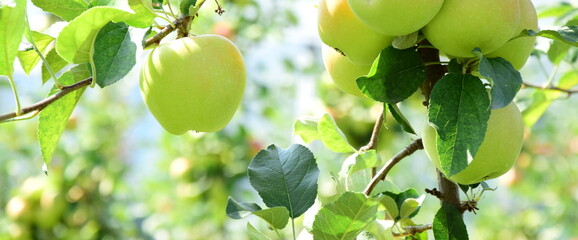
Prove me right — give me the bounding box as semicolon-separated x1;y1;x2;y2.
140;35;246;135
319;0;538;96
318;0;533;185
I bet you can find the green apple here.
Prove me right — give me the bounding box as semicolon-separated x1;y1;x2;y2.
347;0;444;36
423;0;520;58
140;34;246;134
318;0;394;65
321;45;371;98
423;102;524;185
486;0;538;70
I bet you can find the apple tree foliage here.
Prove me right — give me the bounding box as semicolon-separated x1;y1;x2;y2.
1;0;578;239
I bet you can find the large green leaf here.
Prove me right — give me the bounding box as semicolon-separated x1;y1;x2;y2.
0;0;26;77
30;0;88;21
312;192;378;240
478;57;523;109
92;21;136;87
428;73;491;176
356;46;425;103
17;31;55;75
433;203;469;240
248;144;319;218
526;27;578;47
90;0;157;27
38;64;91;165
55;6;151;63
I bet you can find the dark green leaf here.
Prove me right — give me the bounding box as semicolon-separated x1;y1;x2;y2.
17;31;55;75
226;197;262;219
42;48;69;84
387;103;416;135
92;21;136;87
447;59;462;74
31;0;88;21
248;144;319;218
38;64;91;165
0;0;26;77
478;57;523;109
357;47;425;103
526;27;578;47
312;192;378;240
433;203;469;240
428;73;491;176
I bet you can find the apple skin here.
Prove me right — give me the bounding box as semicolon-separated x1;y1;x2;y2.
486;0;538;70
423;0;520;58
347;0;444;36
318;0;394;65
321;45;371;98
423;102;524;185
140;35;246;134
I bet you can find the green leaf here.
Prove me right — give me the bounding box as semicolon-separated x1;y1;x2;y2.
0;0;26;77
180;0;197;15
340;150;382;176
253;207;290;229
379;195;399;220
41;48;69;84
428;73;491;177
547;41;571;64
248;144;319;218
293;117;320;143
387;103;416;135
38;64;91;165
92;21;136;87
31;0;88;21
17;31;55;75
225;197;262;219
247;222;271;240
478;57;523;109
318;114;356;153
90;0;156;27
55;6;148;63
312;192;378;240
381;189;421;221
399;195;425;219
364;220;395;240
357;47;426;103
526;27;578;47
538;2;575;18
433;203;469;240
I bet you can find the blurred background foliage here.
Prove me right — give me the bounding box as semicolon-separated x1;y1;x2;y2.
0;0;577;239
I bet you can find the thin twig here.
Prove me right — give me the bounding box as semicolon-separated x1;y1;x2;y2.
363;139;423;196
392;224;433;238
0;78;92;122
359;107;385;152
145;14;194;46
523;82;578;95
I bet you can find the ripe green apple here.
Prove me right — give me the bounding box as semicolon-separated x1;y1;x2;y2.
140;34;246;134
318;0;394;65
321;45;371;98
347;0;444;36
423;102;524;185
423;0;520;58
486;0;538;70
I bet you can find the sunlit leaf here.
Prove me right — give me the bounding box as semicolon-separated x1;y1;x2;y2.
31;0;88;21
0;0;26;77
17;31;54;75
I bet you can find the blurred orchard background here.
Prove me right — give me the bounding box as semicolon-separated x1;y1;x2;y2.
1;0;577;239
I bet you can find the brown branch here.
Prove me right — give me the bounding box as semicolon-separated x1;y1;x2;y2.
363;139;423;196
1;12;195;123
522;82;578;95
0;78;93;121
392;224;433;238
359;106;385;152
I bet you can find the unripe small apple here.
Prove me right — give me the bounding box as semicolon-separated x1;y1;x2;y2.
321;45;371;98
423;0;520;58
423;102;524;185
318;0;393;65
347;0;444;36
140;35;246;134
486;0;538;70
